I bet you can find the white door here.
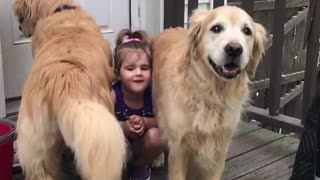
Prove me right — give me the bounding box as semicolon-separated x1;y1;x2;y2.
0;0;130;100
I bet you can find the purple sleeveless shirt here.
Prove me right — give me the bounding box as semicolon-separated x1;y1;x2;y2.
112;81;154;121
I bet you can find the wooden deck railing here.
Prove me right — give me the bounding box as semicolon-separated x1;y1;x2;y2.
163;0;320;133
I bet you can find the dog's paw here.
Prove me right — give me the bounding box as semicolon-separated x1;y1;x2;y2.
151;152;165;168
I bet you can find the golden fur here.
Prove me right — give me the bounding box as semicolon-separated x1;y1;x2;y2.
152;6;267;180
13;0;126;179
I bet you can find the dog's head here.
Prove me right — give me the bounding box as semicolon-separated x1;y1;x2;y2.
188;6;267;80
13;0;78;37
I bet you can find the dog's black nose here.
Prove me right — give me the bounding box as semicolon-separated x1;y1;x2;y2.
19;25;22;31
224;43;243;57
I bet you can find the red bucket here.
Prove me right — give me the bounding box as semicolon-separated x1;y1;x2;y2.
0;119;15;180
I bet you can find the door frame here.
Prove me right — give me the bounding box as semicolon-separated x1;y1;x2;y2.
130;0;163;36
0;39;6;118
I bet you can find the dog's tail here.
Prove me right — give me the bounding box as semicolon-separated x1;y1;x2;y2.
58;99;126;180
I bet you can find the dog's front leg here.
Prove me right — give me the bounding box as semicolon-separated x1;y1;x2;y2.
205;155;226;180
168;142;189;180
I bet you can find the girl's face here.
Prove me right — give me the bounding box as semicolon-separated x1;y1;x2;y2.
118;50;151;94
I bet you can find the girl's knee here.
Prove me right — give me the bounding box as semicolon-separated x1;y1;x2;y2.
145;128;162;148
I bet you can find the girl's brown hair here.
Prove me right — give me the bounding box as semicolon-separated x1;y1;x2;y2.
113;29;152;75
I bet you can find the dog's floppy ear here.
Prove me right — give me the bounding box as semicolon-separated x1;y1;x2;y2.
189;9;210;26
247;22;267;78
188;9;210;60
14;0;28;21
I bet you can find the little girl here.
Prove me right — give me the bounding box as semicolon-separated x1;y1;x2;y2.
111;29;163;180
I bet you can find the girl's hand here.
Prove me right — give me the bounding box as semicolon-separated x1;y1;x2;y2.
129;115;145;136
124;120;140;139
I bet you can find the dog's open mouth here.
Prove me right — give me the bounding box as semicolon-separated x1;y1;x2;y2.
208;57;241;79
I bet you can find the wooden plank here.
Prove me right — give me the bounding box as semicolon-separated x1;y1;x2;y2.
279;82;304;108
265;8;308;51
242;0;254;16
232;121;261;138
277;71;305;85
269;0;286;116
223;137;299;180
246;106;304;133
237;154;296;180
252;71;305;91
284;7;309;35
228;128;284;160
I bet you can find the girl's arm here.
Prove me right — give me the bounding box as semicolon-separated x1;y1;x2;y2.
119;121;131;137
111;89;131;137
143;117;158;129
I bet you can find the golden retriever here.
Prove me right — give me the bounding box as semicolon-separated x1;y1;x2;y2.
13;0;126;179
152;6;267;180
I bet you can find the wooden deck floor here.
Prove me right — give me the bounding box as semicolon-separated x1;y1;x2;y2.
151;122;300;180
12;122;299;180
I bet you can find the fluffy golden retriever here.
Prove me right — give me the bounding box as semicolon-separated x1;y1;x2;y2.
13;0;126;179
152;6;267;180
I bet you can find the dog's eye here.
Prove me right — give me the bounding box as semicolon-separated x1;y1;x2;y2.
210;25;223;33
243;27;252;36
